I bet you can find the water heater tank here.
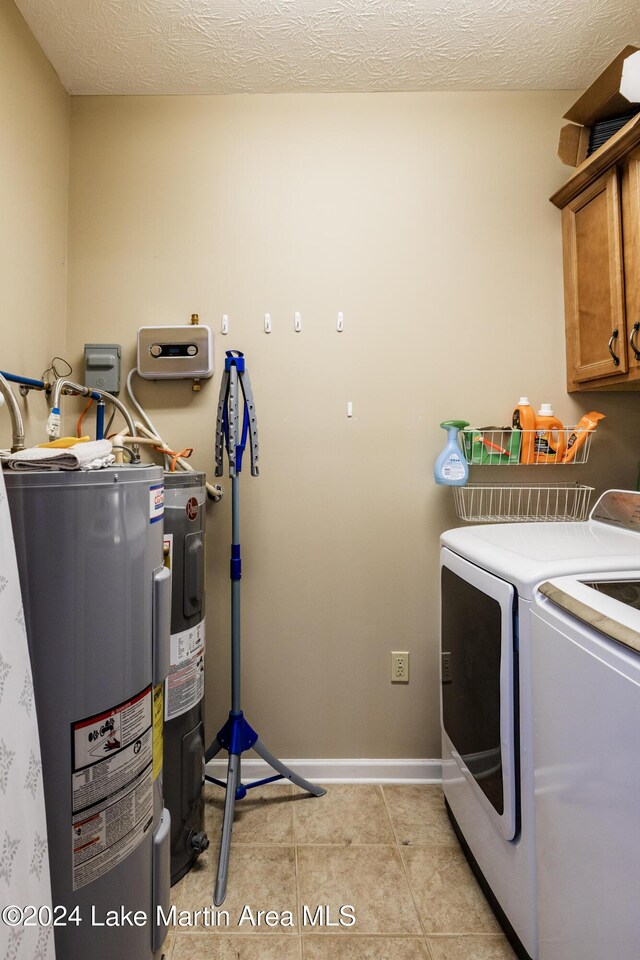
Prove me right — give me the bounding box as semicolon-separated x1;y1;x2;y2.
5;465;171;960
162;472;208;883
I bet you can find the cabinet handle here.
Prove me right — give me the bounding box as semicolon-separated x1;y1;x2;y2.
608;328;620;366
630;322;640;361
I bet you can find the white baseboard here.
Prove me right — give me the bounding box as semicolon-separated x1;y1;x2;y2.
205;757;441;785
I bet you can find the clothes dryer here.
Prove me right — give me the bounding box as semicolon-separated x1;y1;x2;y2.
440;489;640;960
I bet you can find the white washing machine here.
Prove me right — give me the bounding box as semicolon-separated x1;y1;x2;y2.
440;489;640;960
531;571;640;960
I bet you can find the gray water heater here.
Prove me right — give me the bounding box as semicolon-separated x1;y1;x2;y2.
162;472;208;883
5;465;171;960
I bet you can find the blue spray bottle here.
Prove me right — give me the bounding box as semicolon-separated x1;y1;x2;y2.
434;420;469;486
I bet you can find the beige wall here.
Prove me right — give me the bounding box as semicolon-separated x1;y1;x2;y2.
1;1;638;762
0;0;68;442
64;91;640;759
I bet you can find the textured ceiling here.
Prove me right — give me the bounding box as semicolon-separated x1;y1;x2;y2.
13;0;640;95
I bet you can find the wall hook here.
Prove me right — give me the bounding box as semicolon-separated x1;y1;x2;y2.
222;314;229;336
264;313;272;334
337;311;344;333
294;311;302;333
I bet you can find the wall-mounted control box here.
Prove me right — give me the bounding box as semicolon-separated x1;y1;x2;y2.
84;343;121;394
137;325;214;380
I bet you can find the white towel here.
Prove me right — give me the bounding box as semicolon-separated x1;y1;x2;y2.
4;439;115;471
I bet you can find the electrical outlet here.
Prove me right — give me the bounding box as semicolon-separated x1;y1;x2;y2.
391;651;409;683
441;652;452;684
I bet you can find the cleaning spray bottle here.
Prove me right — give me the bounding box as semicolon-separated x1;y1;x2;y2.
434;421;469;486
512;397;536;463
534;403;566;463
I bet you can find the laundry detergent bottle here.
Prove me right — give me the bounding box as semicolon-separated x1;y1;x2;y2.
512;397;536;463
534;403;566;463
562;411;605;464
434;420;469;486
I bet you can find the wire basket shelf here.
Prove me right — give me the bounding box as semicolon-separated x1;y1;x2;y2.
453;482;595;523
460;428;592;465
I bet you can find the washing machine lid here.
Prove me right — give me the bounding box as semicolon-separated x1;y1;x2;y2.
537;574;640;655
441;491;640;600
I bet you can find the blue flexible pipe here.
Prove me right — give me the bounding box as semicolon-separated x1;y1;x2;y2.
95;401;105;441
0;370;46;390
0;371;102;402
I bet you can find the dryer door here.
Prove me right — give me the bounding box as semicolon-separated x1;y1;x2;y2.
440;547;518;841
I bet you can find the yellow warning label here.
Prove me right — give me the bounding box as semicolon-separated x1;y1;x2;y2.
153;684;164;781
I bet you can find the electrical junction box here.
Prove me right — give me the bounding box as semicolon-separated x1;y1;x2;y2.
137;325;214;381
84;343;121;393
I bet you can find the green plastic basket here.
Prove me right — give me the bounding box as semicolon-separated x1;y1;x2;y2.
461;428;522;465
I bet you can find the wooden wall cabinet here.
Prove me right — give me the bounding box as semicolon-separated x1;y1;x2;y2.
551;120;640;392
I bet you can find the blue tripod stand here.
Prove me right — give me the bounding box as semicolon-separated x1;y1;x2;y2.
206;350;326;906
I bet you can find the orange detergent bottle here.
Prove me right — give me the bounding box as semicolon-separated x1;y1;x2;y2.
561;411;605;464
534;404;566;463
512;397;536;463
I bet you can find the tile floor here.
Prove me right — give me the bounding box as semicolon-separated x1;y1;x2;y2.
165;784;518;960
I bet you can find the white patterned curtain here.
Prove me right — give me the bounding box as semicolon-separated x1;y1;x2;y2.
0;469;55;960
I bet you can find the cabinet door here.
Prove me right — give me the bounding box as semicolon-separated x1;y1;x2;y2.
622;146;640;374
562;168;627;385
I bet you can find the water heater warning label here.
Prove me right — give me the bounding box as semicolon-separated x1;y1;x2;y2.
149;483;164;524
165;618;205;720
71;686;153;890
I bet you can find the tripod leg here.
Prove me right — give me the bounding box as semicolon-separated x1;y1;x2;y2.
214;753;241;906
253;738;327;797
205;737;224;764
